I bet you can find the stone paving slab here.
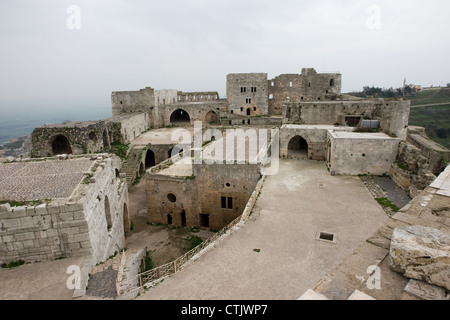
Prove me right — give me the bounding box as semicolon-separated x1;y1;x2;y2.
0;159;94;201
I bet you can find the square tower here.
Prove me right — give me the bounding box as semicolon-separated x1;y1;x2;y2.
226;73;269;116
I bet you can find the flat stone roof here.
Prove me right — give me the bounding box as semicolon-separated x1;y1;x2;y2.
156;157;193;177
329;131;397;140
132;127;194;146
283;124;353;131
0;158;94;201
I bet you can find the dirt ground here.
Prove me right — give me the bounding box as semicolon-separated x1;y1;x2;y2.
125;178;214;268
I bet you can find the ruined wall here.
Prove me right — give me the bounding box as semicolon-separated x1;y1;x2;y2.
146;162;260;230
268;69;342;115
155;89;179;106
406;127;450;175
328;132;400;176
390;141;437;198
283;99;410;140
108;113;149;143
226;73;269;116
177;91;220;103
31;121;121;158
111;87;155;116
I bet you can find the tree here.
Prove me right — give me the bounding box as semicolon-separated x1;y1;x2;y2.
436;128;448;139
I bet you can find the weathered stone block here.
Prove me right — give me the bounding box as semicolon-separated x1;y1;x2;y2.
15;232;35;241
389;225;450;290
2;218;21;228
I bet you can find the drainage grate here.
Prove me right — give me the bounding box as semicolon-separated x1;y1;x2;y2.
316;231;337;243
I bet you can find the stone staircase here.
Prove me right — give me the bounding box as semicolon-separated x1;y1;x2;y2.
121;146;146;187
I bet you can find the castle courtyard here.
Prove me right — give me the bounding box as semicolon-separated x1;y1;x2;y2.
137;158;389;300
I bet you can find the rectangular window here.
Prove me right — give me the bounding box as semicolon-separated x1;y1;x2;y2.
251;87;257;93
246;98;252;104
240;107;243;112
221;197;226;209
253;107;256;111
227;197;233;209
240;87;247;93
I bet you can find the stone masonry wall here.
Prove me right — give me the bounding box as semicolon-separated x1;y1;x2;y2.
328;132;400;176
283;99;410;140
146;162;260;230
0;155;128;265
227;73;269;116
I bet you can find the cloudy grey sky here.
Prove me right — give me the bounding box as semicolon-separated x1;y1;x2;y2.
0;0;449;112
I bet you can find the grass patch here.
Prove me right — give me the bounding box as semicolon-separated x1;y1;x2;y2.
190;226;200;233
109;141;130;160
144;251;153;272
0;199;49;207
375;198;400;212
1;260;25;269
186;235;203;251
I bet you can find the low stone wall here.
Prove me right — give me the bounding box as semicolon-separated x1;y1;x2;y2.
0;201;91;264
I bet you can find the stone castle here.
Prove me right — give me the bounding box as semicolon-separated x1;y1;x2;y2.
0;68;449;300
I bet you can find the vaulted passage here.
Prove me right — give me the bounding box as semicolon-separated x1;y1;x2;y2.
52;135;72;155
288;135;308;159
170;109;191;124
205;111;218;124
145;149;156;169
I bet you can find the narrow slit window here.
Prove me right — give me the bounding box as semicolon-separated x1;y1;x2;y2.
227;197;233;209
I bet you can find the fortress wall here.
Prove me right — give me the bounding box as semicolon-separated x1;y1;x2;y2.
283;99;410;140
268;69;342;115
111;87;155;116
0;156;128;265
177;91;220;103
30;121;117;158
0;202;90;264
80;157;127;264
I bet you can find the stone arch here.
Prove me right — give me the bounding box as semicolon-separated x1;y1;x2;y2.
287;135;309;159
168;147;183;159
88;131;97;141
51;135;72;155
105;196;112;230
170;109;191;124
205;111;218;124
145;149;156;169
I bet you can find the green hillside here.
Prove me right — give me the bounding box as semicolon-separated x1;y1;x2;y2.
407;89;450;149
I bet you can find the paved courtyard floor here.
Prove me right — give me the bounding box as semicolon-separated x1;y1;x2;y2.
137;159;389;300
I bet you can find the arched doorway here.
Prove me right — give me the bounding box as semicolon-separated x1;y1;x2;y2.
288;135;309;159
145;149;155;169
246;108;251;116
52;135;72;155
168;147;183;159
167;214;173;225
205;111;218;124
170;109;190;124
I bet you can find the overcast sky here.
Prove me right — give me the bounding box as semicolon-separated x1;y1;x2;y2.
0;0;449;112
